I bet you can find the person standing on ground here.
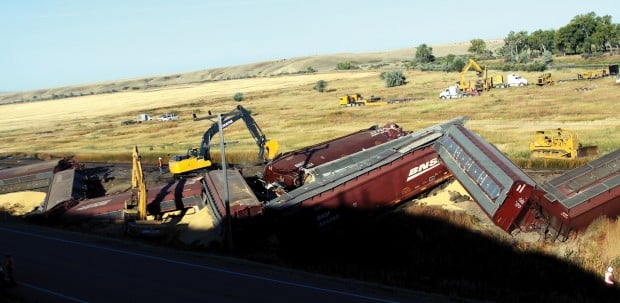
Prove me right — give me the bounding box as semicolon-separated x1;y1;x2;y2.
157;157;164;175
4;254;15;286
605;266;615;287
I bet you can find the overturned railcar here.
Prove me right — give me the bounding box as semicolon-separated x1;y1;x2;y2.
262;123;406;190
435;124;620;240
0;157;79;194
63;178;205;220
531;149;620;238
265;118;465;229
434;124;541;235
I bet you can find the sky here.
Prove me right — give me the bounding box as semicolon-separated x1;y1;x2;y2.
1;1;618;92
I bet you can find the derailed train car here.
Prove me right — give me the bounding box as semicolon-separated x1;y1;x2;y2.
261;123;406;191
435;124;620;240
264;118;465;229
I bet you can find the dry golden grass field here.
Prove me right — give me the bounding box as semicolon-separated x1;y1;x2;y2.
1;63;619;167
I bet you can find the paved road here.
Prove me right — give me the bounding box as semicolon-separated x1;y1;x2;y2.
0;223;466;303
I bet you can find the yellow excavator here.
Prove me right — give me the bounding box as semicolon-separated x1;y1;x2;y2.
529;129;599;159
124;146;171;236
124;146;148;222
459;59;491;92
169;105;279;176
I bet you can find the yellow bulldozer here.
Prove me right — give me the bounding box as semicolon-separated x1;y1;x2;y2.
529;129;599;160
536;73;554;86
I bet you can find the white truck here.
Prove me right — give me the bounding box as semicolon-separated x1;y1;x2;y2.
137;114;152;121
506;74;528;86
439;86;462;99
439;85;478;99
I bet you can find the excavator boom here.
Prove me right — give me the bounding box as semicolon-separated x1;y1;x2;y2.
169;105;279;176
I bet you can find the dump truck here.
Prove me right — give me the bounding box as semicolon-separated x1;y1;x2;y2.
529;129;599;160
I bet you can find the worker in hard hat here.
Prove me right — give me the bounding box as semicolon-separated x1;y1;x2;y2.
157;157;164;175
605;266;615;287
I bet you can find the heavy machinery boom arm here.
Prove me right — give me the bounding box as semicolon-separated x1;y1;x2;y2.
199;105;274;161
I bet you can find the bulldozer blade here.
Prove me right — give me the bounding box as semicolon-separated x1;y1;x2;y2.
578;146;600;158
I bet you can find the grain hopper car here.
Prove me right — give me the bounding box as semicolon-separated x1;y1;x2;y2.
0;156;80;194
263;118;465;229
530;149;620;239
262;123;406;191
435;124;620;240
59;178;206;221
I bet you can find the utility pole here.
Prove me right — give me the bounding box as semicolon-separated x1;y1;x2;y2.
218;113;233;253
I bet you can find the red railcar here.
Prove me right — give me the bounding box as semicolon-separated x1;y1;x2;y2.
202;169;263;220
531;149;620;237
265;118;466;228
262;123;405;190
0;157;78;194
63;178;205;220
436;124;620;239
434;124;542;234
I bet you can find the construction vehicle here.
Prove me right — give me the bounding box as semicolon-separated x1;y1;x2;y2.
123;146;171;236
339;94;387;107
168;105;279;176
577;69;608;80
528;129;599;159
339;94;423;107
536;73;554;86
490;74;528;88
459;59;490;92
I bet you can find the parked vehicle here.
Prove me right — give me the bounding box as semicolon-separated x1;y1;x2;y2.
157;114;179;121
137;114;152;121
439;85;478;99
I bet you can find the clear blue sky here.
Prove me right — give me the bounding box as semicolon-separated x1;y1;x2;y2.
1;0;618;92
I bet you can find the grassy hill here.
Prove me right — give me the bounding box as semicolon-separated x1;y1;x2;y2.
0;40;505;104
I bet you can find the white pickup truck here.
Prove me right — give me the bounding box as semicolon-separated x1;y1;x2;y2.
157;114;179;121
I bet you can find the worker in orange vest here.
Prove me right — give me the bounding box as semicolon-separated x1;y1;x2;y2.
605;266;615;287
157;157;164;175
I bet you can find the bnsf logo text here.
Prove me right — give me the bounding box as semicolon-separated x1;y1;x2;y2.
406;158;439;182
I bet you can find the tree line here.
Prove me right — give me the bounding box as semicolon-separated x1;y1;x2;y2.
414;12;619;72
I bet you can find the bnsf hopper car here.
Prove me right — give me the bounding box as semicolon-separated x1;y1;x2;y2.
266;118;465;229
262;123;405;191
